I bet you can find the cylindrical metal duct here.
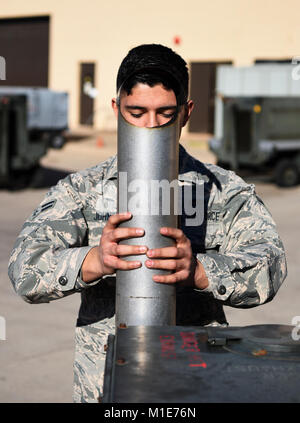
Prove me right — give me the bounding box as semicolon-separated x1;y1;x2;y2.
116;111;180;327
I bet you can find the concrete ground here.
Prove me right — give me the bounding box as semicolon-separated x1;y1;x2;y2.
0;129;299;402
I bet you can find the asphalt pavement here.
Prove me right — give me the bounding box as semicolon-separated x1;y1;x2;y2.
0;131;299;402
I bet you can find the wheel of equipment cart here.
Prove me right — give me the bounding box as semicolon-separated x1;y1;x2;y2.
28;165;46;188
274;159;300;187
50;133;65;149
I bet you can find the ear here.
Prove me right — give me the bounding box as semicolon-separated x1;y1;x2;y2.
111;98;118;118
181;100;194;127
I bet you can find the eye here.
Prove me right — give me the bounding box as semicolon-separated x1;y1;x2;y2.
158;108;177;118
161;112;175;118
130;112;143;118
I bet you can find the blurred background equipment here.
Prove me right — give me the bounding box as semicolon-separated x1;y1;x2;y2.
0;87;68;188
210;64;300;187
0;87;68;149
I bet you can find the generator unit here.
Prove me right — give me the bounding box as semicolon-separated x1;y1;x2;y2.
0;86;68;149
210;64;300;187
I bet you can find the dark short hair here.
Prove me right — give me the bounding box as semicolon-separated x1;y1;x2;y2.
116;44;189;105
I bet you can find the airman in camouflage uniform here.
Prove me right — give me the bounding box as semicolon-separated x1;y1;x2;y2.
8;44;287;402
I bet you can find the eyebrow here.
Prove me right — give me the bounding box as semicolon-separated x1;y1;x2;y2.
124;105;177;111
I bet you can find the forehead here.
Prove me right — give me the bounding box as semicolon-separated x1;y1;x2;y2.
120;83;177;108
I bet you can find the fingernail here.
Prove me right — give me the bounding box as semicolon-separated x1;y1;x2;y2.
146;260;153;267
147;250;153;257
136;229;144;235
139;246;147;252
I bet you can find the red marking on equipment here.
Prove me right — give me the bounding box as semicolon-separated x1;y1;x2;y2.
180;331;200;352
159;332;207;368
189;363;207;368
160;335;176;359
180;331;207;369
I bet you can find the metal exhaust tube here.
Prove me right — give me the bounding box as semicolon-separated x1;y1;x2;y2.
116;111;180;327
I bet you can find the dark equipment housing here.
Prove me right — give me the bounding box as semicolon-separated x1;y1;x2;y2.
0;94;48;188
210;96;300;187
103;324;300;403
0;88;68;188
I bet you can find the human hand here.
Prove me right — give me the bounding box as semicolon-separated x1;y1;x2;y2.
81;212;147;282
145;227;209;289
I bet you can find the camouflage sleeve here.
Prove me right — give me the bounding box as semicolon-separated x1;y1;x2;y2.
196;177;287;308
8;174;99;304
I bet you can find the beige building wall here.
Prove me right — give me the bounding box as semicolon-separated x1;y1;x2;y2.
1;0;300;130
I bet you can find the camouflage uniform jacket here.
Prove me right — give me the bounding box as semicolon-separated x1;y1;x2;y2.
8;145;287;402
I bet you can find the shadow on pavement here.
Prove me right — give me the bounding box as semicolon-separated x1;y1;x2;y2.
30;166;73;188
1;166;72;191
